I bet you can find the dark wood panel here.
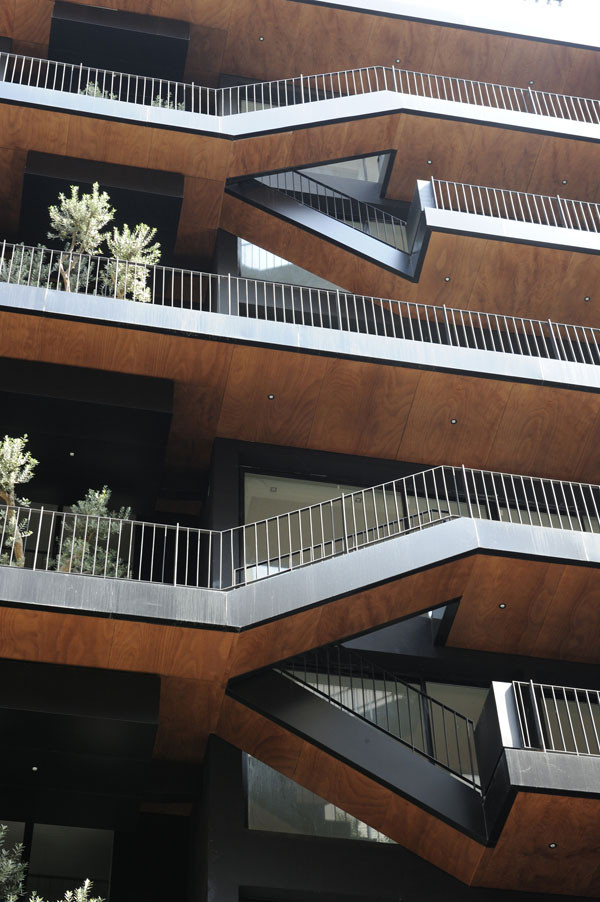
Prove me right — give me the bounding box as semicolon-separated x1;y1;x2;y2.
474;792;600;896
216;695;486;884
4;308;600;481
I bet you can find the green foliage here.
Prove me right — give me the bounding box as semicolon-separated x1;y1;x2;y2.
0;435;38;568
151;92;185;111
102;224;161;303
0;825;26;902
29;878;103;902
0;246;52;287
78;81;117;102
48;183;114;291
56;486;132;577
0;435;38;506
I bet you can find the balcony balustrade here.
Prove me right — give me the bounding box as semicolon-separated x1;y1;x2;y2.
2;464;600;590
1;52;598;125
2;240;600;366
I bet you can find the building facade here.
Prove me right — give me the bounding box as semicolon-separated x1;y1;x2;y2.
1;1;600;899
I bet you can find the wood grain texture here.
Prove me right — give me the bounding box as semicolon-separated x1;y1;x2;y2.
3;0;597;102
216;694;486;884
474;793;600;896
4;309;600;482
448;556;600;664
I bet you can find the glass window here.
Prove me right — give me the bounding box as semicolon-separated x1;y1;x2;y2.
243;473;363;580
246;755;394;842
28;824;113;901
303;154;387;183
238;238;343;290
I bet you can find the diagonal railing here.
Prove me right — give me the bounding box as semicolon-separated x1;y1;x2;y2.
2;465;600;591
433;178;600;234
279;646;480;788
2;240;600;366
256;170;409;251
1;52;599;125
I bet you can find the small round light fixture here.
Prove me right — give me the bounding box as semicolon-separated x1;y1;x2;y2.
444;276;451;283
450;418;457;425
585;296;591;302
529;79;535;86
259;35;265;41
69;451;75;457
561;179;568;185
31;766;38;772
427;159;433;165
267;393;275;400
395;58;401;64
498;603;507;610
548;842;557;849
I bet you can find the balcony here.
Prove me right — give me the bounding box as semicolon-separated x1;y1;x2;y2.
222;662;600;895
0;51;598;261
3;239;600;481
2;463;600;658
225;175;600;312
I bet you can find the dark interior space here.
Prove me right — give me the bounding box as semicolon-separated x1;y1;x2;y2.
19;153;184;266
0;358;172;518
48;2;190;81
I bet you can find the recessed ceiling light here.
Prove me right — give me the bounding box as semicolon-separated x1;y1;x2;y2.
68;451;75;457
529;80;535;86
450;418;457;424
584;296;591;302
561;179;568;185
548;842;557;849
395;59;401;64
427;159;433;165
269;486;277;493
31;766;38;772
259;36;265;41
444;276;451;282
498;603;507;609
267;393;275;400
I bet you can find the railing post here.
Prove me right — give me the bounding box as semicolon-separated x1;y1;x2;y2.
556;194;567;227
173;522;179;586
462;465;473;519
528;680;546;751
340;493;348;553
527;86;537;114
547;319;560;360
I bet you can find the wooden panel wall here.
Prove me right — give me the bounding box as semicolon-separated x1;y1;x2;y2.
3;309;600;482
6;0;595;100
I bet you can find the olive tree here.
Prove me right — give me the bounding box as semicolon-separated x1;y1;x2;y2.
0;827;102;902
0;435;38;567
48;183;115;292
103;223;161;303
56;486;132;577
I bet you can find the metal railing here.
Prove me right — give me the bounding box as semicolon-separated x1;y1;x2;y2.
433;178;600;234
257;170;409;251
2;465;600;590
279;646;480;788
0;242;600;366
3;240;600;367
1;52;599;125
2;240;600;363
514;680;600;756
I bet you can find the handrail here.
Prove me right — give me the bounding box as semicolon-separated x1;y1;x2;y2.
513;680;600;757
1;52;599;125
2;464;600;590
2;240;600;367
256;170;409;251
280;645;480;789
432;178;600;234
